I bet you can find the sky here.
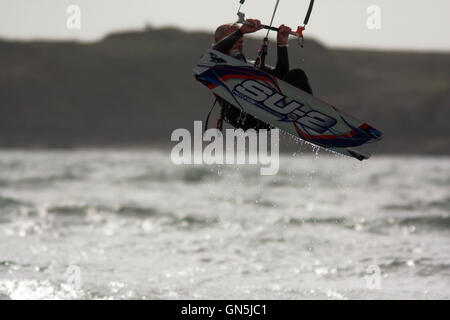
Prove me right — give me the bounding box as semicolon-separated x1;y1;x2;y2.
0;0;449;51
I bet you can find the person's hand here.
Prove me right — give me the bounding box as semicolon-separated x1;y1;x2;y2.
277;24;292;45
240;19;262;34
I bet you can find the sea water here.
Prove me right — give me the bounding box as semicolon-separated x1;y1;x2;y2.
0;149;448;299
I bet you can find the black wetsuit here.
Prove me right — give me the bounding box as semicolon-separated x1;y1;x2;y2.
212;29;313;131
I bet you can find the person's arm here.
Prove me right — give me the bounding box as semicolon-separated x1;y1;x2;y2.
212;29;244;53
275;44;289;77
212;19;262;54
261;45;289;78
261;25;291;78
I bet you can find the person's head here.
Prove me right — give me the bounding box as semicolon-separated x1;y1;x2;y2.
214;23;243;53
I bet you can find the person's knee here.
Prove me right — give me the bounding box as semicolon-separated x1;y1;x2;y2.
285;69;308;82
284;69;313;94
289;68;308;76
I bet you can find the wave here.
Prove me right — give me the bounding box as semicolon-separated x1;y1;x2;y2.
398;215;450;231
0;195;27;209
382;197;450;212
116;205;160;217
0;261;17;269
279;216;346;226
31;203;218;229
380;258;450;277
275;214;450;233
0;172;81;188
4;197;449;233
127;166;220;184
170;214;219;228
181;167;219;183
116;206;218;228
45;204;96;216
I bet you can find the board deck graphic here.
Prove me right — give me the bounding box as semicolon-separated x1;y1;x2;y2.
193;49;383;160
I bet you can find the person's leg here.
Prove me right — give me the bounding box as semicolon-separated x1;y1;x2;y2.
240;111;273;131
283;69;313;95
222;106;272;131
221;102;244;129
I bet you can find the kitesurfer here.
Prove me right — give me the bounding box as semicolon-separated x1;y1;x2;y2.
212;19;313;131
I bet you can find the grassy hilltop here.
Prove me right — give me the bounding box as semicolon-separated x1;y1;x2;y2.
0;26;449;154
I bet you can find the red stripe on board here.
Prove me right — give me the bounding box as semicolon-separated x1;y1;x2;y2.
293;122;371;141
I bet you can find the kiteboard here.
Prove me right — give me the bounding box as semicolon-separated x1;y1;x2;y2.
193;49;383;161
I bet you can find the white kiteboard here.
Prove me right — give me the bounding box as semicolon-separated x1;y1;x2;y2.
193;49;383;160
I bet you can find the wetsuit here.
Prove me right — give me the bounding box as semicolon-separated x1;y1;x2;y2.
212;29;313;131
